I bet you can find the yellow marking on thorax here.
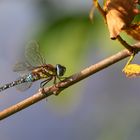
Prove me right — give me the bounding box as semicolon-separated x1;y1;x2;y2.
32;67;55;79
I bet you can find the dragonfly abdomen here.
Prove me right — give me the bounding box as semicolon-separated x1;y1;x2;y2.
0;78;26;92
25;74;35;82
0;73;39;92
25;73;39;82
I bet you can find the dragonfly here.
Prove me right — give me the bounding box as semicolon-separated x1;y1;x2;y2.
0;41;66;92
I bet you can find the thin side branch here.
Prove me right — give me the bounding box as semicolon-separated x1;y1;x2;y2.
93;0;106;20
1;44;140;120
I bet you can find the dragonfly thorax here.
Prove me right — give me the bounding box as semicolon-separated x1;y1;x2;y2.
31;64;56;79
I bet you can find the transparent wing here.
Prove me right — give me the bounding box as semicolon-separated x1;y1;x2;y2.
13;61;34;76
15;77;33;92
13;61;34;72
25;40;46;67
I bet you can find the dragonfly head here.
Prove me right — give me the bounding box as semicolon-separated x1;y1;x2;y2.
56;64;66;77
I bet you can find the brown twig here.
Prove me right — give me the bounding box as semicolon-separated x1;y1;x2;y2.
117;36;134;52
93;0;106;20
1;45;140;120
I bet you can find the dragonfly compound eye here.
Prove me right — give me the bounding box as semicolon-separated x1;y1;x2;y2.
56;64;66;76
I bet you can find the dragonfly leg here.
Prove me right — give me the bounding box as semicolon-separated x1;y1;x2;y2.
39;77;52;93
57;76;67;82
40;77;53;88
53;76;57;84
39;77;53;93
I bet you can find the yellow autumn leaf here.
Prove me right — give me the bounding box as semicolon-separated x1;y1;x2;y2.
123;64;140;77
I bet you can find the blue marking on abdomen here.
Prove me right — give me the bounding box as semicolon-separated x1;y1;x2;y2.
25;74;35;82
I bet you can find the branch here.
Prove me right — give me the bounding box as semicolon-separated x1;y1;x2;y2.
1;44;140;121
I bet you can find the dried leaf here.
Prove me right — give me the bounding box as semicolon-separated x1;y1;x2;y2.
123;64;140;77
124;23;140;41
104;0;140;39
